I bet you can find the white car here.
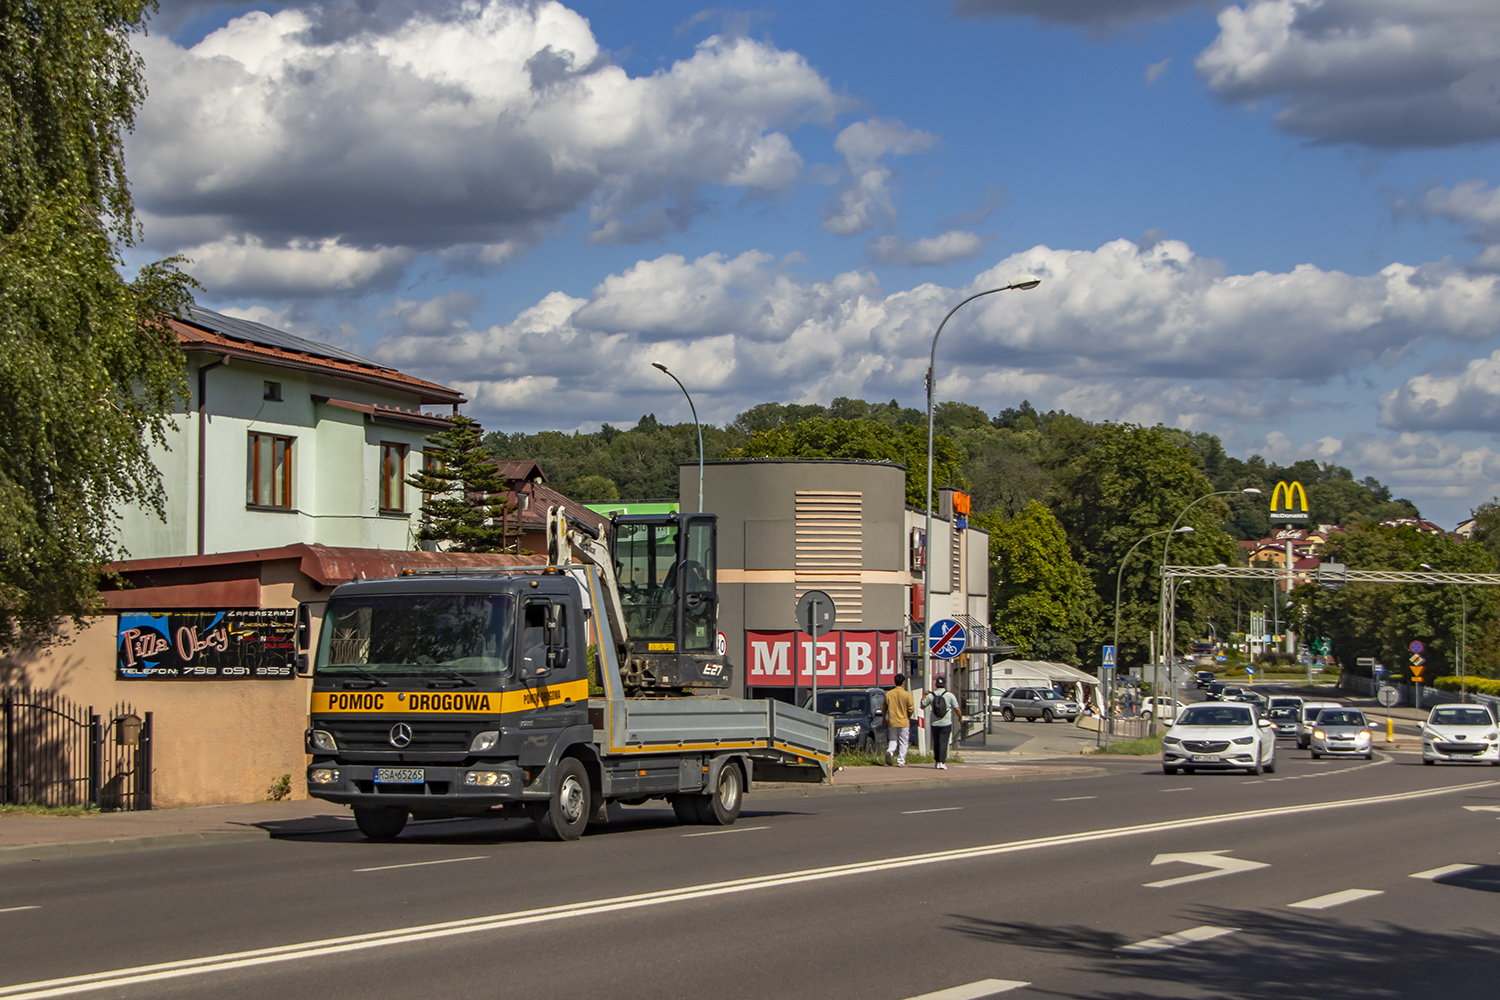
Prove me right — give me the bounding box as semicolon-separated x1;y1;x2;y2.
1139;697;1186;721
1421;704;1500;766
1161;702;1277;776
1296;700;1342;749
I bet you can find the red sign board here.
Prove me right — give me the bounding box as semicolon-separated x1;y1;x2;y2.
745;630;904;688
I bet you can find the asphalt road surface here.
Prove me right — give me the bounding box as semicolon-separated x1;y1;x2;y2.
3;748;1497;1000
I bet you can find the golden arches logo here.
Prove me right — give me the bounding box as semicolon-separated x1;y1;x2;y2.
1269;481;1309;521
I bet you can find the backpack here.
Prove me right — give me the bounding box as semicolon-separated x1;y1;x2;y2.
930;691;949;722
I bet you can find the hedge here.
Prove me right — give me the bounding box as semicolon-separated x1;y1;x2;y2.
1430;676;1500;697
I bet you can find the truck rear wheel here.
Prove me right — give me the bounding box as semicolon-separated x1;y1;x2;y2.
696;761;743;826
534;758;590;841
353;805;408;840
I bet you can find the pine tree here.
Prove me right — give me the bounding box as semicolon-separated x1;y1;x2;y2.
406;416;522;553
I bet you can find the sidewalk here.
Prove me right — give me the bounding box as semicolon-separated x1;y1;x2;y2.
0;757;1107;864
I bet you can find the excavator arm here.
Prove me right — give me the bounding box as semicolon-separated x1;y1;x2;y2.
546;506;633;668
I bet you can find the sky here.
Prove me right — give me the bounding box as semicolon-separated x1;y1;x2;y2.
127;0;1500;528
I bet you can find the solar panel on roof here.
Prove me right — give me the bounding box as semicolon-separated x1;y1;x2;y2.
185;306;386;369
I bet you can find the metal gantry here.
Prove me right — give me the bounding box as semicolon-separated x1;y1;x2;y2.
1161;565;1500;586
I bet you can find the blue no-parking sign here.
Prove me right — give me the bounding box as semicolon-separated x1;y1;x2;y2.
928;619;967;659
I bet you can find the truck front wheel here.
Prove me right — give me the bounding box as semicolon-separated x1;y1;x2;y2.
534;758;590;841
353;805;408;840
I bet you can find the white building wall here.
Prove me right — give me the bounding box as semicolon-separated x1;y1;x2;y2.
115;355;437;559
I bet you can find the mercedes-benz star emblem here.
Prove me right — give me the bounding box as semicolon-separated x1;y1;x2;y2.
389;723;412;748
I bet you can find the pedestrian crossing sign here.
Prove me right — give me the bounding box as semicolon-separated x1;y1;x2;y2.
1102;645;1115;668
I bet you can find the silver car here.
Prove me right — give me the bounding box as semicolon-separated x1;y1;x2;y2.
1308;708;1373;760
1266;704;1300;738
1296;700;1342;749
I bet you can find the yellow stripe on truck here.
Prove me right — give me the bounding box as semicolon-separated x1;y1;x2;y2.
312;679;589;715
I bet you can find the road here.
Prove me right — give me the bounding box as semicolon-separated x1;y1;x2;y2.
3;748;1497;999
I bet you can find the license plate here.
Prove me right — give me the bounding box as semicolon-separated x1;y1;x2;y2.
1190;754;1219;762
374;768;425;784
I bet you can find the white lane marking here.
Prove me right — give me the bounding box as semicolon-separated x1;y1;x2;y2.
1054;796;1096;802
903;807;964;815
0;906;40;914
1160;787;1194;793
1287;889;1383;910
682;826;768;838
1461;805;1500;813
354;856;488;873
1144;851;1269;888
904;979;1030;999
1410;864;1481;880
3;781;1494;1000
1117;925;1237;955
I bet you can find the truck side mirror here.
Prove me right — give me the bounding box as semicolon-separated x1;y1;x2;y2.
296;603;311;651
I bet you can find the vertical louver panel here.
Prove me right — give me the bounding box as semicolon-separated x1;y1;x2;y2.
795;491;863;621
951;528;962;593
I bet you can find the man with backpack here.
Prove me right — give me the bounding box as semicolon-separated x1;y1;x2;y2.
922;676;962;769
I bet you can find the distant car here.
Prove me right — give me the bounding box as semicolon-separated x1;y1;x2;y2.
1296;700;1343;749
997;687;1080;723
1266;705;1301;738
1421;704;1500;766
1309;708;1374;760
1139;696;1186;721
1161;702;1277;775
808;688;885;753
1230;691;1267;712
1204;682;1226;701
1267;695;1304;715
1195;670;1216;688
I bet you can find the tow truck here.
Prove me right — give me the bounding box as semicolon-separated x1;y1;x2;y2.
301;508;831;841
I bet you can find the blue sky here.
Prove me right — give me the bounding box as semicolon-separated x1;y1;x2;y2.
130;1;1500;527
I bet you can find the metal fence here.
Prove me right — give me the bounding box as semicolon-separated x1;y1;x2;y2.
1;689;152;810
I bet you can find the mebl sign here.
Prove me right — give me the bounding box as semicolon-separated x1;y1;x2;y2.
1269;481;1310;523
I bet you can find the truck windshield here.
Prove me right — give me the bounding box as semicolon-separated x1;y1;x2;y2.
317;594;513;677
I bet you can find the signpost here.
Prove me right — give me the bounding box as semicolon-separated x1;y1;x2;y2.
795;590;836;707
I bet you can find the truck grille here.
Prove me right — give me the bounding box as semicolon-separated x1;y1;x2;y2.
323;720;476;752
1182;740;1231;754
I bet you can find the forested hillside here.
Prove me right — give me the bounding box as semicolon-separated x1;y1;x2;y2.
485;398;1500;681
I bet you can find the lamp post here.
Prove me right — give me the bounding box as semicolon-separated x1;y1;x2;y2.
1420;564;1469;701
1159;488;1260;692
652;362;703;512
1111;525;1193;742
922;275;1040;709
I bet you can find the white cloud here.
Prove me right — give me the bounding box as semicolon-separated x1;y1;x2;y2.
821;119;936;237
180;235;413;295
1197;0;1500;148
130;1;845;296
1379;350;1500;430
1145;59;1172;84
368;238;1500;431
1403;180;1500;269
866;231;989;267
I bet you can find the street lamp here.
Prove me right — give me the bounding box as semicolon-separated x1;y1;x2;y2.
1160;488;1261;689
1112;526;1193;741
922;275;1041;706
1420;564;1468;701
652;362;703;512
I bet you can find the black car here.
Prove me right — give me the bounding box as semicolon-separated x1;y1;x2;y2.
1195;670;1216;688
1204;682;1226;701
808;688;886;753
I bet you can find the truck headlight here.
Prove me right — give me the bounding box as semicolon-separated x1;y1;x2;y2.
469;730;500;752
464;771;511;787
309;768;340;785
308;730;337;751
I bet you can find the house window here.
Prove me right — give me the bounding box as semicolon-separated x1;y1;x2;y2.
380;442;407;512
263;381;282;401
247;433;293;509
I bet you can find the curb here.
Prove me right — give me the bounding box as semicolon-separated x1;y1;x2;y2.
0;829;269;866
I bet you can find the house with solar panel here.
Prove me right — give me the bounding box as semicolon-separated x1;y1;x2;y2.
114;306;466;560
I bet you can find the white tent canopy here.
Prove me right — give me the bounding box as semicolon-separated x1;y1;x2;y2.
990;659;1102;713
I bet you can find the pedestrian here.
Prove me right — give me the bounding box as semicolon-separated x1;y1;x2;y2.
883;673;915;766
921;677;962;769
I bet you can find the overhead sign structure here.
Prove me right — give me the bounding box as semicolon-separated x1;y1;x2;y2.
928;618;967;660
1269;480;1310;523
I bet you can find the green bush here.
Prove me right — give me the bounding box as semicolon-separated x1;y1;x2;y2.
1432;676;1500;696
266;773;292;801
1092;732;1162;756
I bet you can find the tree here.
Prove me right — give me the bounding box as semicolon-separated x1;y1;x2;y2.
1;0;196;650
975;501;1096;664
407;416;521;552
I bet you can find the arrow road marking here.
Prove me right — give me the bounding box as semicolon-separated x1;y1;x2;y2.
1117;925;1238;955
1144;851;1269;888
1288;888;1382;910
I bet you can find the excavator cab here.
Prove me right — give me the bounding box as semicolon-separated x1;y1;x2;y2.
610;513;728;691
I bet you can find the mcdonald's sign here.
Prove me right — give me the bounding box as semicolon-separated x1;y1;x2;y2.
1269;480;1310;523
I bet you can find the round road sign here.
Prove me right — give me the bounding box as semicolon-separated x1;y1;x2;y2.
1376;685;1400;707
795;590;836;637
928;619;967;659
1408;640;1425;654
